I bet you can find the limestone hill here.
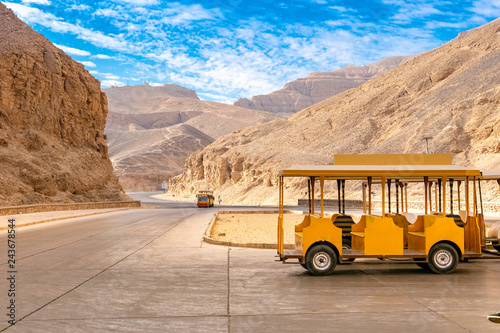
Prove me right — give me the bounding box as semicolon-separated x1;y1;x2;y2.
0;4;128;206
234;55;416;116
170;18;500;205
104;84;278;191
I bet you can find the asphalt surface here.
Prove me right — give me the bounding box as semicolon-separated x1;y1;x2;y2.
127;192;281;211
127;192;197;208
1;205;500;332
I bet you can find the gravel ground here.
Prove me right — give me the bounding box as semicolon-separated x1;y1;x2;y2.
210;213;304;245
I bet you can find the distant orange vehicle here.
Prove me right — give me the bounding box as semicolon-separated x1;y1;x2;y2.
197;191;214;208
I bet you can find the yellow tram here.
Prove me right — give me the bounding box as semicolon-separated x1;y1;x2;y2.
277;154;499;275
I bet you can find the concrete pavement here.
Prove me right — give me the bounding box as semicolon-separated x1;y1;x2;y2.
0;208;129;230
1;206;500;332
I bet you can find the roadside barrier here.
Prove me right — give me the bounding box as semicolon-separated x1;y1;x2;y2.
0;201;141;216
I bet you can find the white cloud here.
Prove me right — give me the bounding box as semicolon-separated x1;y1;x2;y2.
54;43;91;56
79;61;97;67
161;3;223;25
102;73;121;80
95;54;114;59
198;92;236;104
5;0;481;103
4;3;132;52
113;0;159;5
468;0;500;17
101;79;126;87
4;2;38;17
425;21;469;30
94;8;129;20
67;4;90;11
21;0;50;5
391;5;443;24
329;6;356;12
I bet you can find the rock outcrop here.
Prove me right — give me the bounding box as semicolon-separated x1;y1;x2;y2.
234;55;417;116
0;4;128;206
170;18;500;205
105;84;278;191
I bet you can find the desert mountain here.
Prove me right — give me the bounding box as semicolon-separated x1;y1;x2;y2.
104;84;278;191
170;18;500;205
0;4;128;206
234;55;416;116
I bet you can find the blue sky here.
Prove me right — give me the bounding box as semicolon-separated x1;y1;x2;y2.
2;0;499;103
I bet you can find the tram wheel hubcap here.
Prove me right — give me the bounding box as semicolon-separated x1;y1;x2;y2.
434;250;452;268
313;252;330;270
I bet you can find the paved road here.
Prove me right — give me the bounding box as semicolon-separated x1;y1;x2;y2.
1;208;500;332
127;192;196;208
127;192;283;210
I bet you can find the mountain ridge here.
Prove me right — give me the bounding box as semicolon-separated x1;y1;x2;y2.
234;55;417;116
104;84;279;191
169;17;500;205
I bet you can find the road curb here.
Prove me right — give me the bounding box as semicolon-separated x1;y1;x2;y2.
0;208;131;231
202;210;300;249
0;201;141;216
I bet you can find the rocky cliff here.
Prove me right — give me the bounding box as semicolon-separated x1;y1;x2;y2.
0;4;128;206
104;84;278;191
234;55;416;116
170;18;500;205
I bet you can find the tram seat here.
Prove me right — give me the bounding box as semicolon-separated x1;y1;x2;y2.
386;214;410;247
418;214;464;227
407;215;465;254
350;215;404;255
295;215;311;232
403;212;417;224
446;214;465;228
332;215;355;238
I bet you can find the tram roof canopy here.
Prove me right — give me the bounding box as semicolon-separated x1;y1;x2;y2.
279;165;481;178
280;153;481;178
481;171;500;180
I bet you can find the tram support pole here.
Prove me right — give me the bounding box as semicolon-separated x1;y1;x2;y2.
442;176;447;218
381;177;386;217
450;178;454;215
362;183;367;214
404;183;408;213
337;179;341;214
320;176;325;218
368;177;372;215
428;181;433;212
424;177;428;215
465;177;470;220
342;180;346;215
395;179;399;215
388;179;392;214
